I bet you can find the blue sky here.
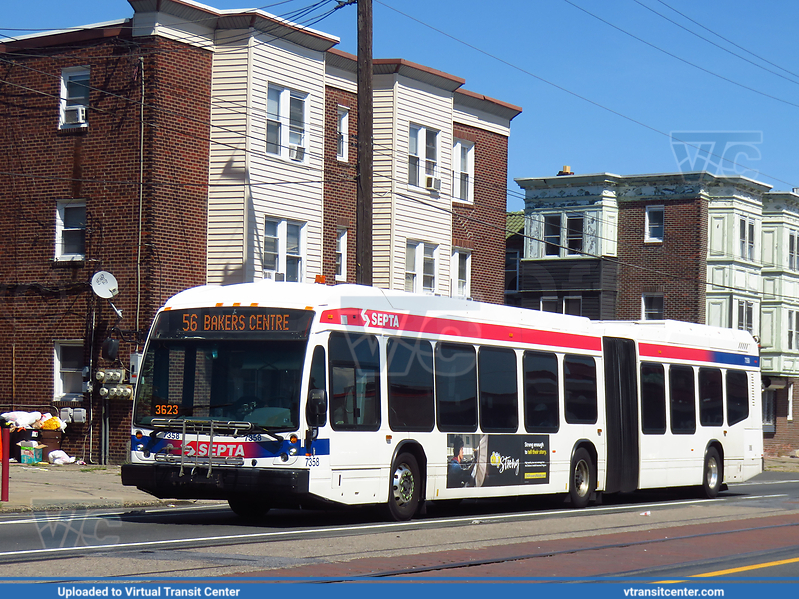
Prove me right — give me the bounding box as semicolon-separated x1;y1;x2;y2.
3;0;799;210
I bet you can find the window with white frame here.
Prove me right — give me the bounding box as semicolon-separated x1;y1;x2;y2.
789;310;798;351
405;241;436;294
337;107;349;161
336;228;347;282
642;293;664;320
451;249;471;298
452;139;474;202
566;214;584;255
737;299;754;334
538;296;582;315
544;214;561;256
263;218;305;282
408;125;439;189
60;67;90;128
762;389;776;433
504;250;519;292
55;200;86;261
789;230;798;271
739;217;755;261
541;297;560;313
54;341;84;400
645;205;664;243
266;84;307;161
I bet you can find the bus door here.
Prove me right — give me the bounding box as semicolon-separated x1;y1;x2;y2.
603;337;639;493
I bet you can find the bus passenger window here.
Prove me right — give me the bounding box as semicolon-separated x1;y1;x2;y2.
699;368;723;427
328;332;380;431
387;337;435;432
564;355;597;424
435;343;477;432
523;350;559;433
670;365;696;434
479;347;518;432
306;345;327;427
726;370;749;426
640;362;666;434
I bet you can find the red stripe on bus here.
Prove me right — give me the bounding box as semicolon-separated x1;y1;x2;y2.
639;343;712;362
319;309;601;352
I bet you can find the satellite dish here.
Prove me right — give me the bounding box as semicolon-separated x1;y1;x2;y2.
91;271;119;299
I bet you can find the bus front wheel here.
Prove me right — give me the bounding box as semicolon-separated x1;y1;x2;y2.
387;452;420;521
569;448;595;508
702;447;722;498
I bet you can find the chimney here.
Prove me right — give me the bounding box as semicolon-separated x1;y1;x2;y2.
557;165;574;176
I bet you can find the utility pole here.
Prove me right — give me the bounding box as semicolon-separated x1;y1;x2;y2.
356;0;373;285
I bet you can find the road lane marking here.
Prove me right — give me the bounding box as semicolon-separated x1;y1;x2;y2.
693;556;799;577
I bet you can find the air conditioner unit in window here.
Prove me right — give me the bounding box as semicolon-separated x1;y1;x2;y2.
64;105;87;125
425;176;441;191
289;145;305;161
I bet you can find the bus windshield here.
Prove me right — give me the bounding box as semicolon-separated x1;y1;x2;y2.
133;338;307;431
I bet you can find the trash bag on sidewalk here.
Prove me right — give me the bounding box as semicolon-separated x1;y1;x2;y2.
48;450;76;465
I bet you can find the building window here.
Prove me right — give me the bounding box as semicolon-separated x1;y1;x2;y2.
790;310;798;351
55;200;86;261
544;214;561;256
645;205;664;243
453;139;474;202
266;84;307;161
405;241;436;294
504;250;519;293
762;389;776;433
408;125;439;188
739;217;755;261
564;296;582;316
452;249;471;298
566;215;584;255
263;218;305;282
336;228;347;282
789;230;798;271
642;293;664;320
337;107;349;161
541;296;560;313
60;67;89;129
54;341;84;400
737;299;754;334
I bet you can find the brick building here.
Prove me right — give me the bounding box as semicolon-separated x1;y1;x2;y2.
0;1;520;463
514;169;799;455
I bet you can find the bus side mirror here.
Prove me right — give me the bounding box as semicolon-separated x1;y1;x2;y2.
307;389;327;428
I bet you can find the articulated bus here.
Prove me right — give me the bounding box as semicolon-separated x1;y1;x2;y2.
121;281;763;520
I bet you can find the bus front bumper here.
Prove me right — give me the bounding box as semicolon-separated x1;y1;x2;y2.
121;463;310;503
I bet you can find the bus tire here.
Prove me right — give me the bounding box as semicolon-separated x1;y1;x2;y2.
702;447;722;498
569;447;594;508
387;452;420;521
228;497;270;519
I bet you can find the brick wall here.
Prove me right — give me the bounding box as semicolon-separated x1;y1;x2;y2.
764;383;799;456
0;32;211;463
452;123;508;305
322;86;357;285
616;197;707;322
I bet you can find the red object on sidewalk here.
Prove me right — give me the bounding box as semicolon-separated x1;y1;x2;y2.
1;427;9;502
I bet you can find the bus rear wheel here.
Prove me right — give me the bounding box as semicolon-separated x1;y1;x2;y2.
387;452;420;521
569;448;594;508
228;497;270;519
702;447;722;498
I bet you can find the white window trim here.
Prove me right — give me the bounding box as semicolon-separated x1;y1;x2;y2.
788;230;798;271
737;299;755;335
452;139;474;203
642;293;664;320
337;106;349;162
263;218;306;282
405;240;437;294
266;84;308;163
408;124;440;191
543;213;562;257
60;67;90;129
645;205;664;243
55;199;86;262
739;216;756;261
54;341;84;401
336;228;347;282
451;248;471;299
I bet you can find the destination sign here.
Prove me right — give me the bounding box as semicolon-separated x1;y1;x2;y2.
152;307;314;340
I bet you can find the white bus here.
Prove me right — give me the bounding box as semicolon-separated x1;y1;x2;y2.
121;281;763;520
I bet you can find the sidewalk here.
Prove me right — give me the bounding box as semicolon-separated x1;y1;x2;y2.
0;461;222;513
0;457;797;514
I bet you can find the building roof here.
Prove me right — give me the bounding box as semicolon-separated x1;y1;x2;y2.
506;211;524;239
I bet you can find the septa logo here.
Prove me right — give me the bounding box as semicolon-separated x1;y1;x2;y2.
184;441;246;458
